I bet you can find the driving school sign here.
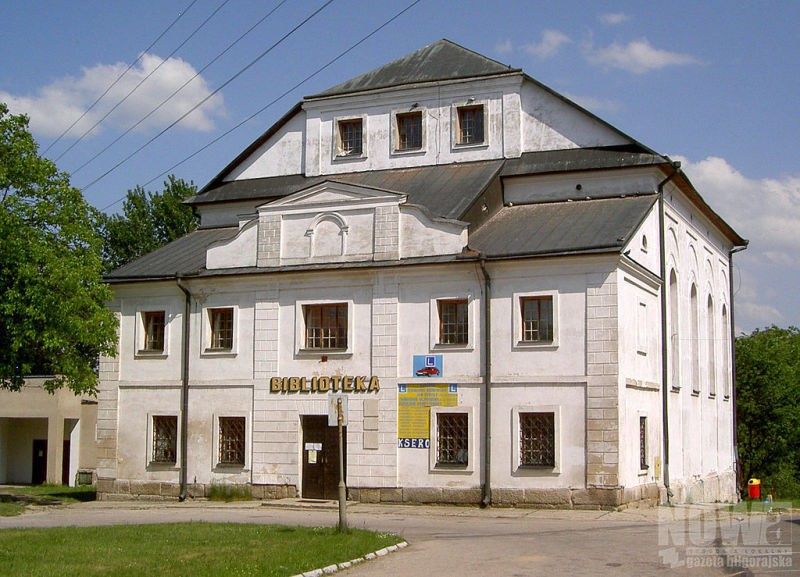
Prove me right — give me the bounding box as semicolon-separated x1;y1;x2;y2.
397;383;457;448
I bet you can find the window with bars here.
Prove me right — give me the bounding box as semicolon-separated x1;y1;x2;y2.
396;111;422;150
457;105;484;145
304;303;348;350
520;296;553;342
152;415;177;464
337;119;362;156
438;299;468;345
639;416;649;470
218;417;246;466
208;308;233;351
142;310;165;352
436;412;468;466
519;412;555;467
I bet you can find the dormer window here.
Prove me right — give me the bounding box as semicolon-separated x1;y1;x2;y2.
396;111;422;150
456;105;484;145
337;118;363;156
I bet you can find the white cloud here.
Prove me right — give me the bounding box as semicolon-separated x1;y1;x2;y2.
0;53;225;139
563;92;622;114
586;39;700;74
599;12;629;25
523;30;571;59
495;39;513;54
675;155;800;329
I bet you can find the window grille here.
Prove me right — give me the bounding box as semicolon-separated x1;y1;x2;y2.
397;111;422;150
457;105;484;144
521;297;553;342
437;413;468;465
219;417;245;466
209;308;233;350
143;310;165;352
519;412;555;467
152;415;177;464
640;416;648;470
338;120;362;155
438;299;468;345
304;303;348;349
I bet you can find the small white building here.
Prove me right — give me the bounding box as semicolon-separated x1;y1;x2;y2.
98;40;746;507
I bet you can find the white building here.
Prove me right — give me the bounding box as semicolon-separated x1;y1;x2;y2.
98;40;746;508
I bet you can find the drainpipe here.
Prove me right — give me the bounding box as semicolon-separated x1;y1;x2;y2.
176;277;192;501
657;160;681;503
479;256;492;507
728;244;747;496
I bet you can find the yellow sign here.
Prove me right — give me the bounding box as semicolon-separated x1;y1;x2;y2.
397;384;457;448
270;376;379;393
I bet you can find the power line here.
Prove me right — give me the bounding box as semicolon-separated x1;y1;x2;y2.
83;0;337;194
71;0;289;177
43;0;200;155
56;0;233;165
100;0;424;211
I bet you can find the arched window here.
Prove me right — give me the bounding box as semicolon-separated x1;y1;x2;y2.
707;295;716;396
721;304;730;398
690;283;699;394
668;269;680;388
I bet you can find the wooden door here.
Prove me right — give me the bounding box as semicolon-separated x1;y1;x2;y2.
32;439;47;485
301;415;346;500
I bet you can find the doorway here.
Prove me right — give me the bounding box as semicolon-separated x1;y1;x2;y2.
32;439;47;484
301;415;346;500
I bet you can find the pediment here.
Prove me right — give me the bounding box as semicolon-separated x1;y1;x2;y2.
257;180;406;212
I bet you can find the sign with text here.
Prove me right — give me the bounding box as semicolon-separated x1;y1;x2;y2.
397;383;457;448
412;354;443;378
270;375;379;393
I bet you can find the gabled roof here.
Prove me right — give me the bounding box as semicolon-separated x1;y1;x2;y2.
307;39;520;99
469;195;658;258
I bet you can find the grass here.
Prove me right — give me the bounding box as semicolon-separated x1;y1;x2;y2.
0;502;26;517
207;483;252;502
3;484;96;503
729;498;800;512
0;523;402;577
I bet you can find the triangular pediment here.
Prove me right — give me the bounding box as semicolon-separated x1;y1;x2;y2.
257;180;406;211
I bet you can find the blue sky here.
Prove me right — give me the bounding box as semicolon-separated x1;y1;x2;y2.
2;1;798;332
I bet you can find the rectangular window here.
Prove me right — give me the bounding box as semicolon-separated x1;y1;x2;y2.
152;415;177;464
208;307;234;350
438;299;468;345
304;303;348;350
639;416;649;470
519;412;555;467
396;111;422;150
218;416;246;466
521;297;553;342
338;119;362;156
142;310;165;352
436;412;468;465
457;105;484;145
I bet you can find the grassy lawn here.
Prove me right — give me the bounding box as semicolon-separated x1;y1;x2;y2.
0;502;26;517
0;523;402;577
3;484;96;503
729;498;800;512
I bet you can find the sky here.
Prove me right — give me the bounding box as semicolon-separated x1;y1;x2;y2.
1;1;798;333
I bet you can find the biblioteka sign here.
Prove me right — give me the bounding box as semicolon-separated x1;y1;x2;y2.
269;376;380;393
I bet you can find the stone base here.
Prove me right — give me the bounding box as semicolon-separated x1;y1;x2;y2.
669;470;738;504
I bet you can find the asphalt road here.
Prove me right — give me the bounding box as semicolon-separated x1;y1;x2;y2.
1;500;797;576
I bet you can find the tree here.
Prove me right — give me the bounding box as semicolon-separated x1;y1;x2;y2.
100;175;198;271
735;326;800;496
0;103;117;394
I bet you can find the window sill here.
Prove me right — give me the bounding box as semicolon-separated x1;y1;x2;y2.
432;463;472;474
514;465;561;476
452;141;489;151
147;462;178;471
135;351;168;359
690;390;700;397
670;386;681;393
202;349;236;358
513;341;557;351
709;393;717;399
722;395;730;402
433;343;474;352
213;464;247;473
638;469;650;477
296;348;352;359
333;152;366;162
390;147;426;157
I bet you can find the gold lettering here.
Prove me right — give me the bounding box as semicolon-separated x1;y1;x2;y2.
311;376;318;392
270;377;281;392
354;376;366;392
319;377;330;392
368;376;380;392
300;377;309;393
343;376;353;392
289;377;300;392
331;375;341;392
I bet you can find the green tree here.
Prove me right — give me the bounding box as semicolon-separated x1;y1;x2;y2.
0;103;117;394
100;175;197;271
736;325;800;496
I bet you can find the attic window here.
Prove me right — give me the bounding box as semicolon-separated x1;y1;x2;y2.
396;111;422;151
337;118;363;156
456;105;484;145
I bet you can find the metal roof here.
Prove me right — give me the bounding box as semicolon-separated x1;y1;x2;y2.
307;39;520;99
105;227;237;280
469;195;658;258
188;160;504;220
501;147;667;178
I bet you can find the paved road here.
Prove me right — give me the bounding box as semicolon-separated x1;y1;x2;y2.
1;500;797;576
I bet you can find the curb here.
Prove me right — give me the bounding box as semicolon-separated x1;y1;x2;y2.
289;541;408;577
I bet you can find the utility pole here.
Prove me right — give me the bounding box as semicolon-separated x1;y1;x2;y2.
337;397;348;533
